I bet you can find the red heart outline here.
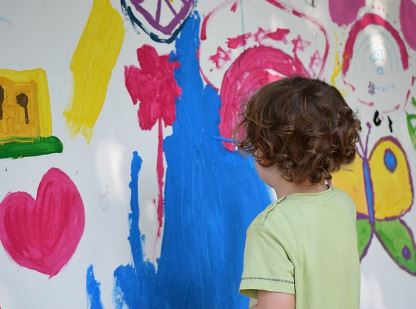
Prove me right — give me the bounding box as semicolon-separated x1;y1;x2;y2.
0;168;85;277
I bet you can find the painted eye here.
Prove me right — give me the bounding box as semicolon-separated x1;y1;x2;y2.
384;148;397;173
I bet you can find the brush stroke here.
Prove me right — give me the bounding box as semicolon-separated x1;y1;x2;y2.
124;44;181;237
0;136;63;159
112;13;270;308
407;112;416;149
0;168;85;277
0;84;4;120
86;265;104;309
328;0;365;26
65;0;124;142
400;0;416;50
121;0;195;43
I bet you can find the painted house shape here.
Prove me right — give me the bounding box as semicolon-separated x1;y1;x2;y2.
0;69;62;159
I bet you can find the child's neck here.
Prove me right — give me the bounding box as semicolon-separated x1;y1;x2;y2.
273;179;329;199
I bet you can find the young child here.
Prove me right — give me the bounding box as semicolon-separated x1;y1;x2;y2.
237;76;361;309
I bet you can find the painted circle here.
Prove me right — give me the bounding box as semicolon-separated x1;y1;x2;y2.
384;148;397;173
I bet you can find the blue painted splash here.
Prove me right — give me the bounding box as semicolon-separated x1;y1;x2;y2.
86;265;104;309
384;148;397;173
89;11;270;309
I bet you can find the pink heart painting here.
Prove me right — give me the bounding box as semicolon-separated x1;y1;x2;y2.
0;168;85;277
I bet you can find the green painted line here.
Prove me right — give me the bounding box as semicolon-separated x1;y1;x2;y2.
0;136;63;159
407;112;416;150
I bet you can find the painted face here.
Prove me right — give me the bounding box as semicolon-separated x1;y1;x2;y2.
199;0;329;151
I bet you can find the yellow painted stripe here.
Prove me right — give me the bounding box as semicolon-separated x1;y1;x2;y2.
65;0;125;142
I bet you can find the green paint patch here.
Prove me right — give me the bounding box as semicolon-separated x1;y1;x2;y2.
375;219;416;275
357;218;372;259
0;136;63;159
411;97;416;108
407;112;416;149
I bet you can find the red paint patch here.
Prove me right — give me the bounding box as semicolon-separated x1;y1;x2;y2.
227;33;251;49
328;0;365;26
267;28;290;43
0;168;85;277
400;0;416;50
230;1;238;12
209;47;232;69
124;45;181;236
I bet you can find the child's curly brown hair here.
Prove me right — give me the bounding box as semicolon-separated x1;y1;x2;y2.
235;76;361;184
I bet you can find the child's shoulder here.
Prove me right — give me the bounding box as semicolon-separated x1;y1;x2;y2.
248;196;291;231
249;187;355;231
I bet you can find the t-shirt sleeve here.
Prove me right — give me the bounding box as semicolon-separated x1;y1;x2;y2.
239;221;295;299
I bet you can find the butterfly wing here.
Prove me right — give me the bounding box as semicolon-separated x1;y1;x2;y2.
369;136;415;274
332;155;372;258
356;219;373;260
332;155;367;216
374;219;416;274
369;136;413;220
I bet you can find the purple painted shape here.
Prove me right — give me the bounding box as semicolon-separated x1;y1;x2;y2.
329;0;365;26
402;245;411;260
129;0;195;35
400;0;416;50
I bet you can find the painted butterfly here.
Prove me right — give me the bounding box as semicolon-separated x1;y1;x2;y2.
332;123;415;275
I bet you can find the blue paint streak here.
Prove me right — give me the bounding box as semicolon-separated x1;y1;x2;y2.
0;16;13;25
363;161;375;224
384;149;397;173
211;135;235;143
109;12;270;309
86;265;104;309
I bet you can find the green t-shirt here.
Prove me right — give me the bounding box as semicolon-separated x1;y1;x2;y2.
240;187;360;309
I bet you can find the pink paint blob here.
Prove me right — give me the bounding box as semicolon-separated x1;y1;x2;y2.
0;168;85;277
219;46;309;151
400;0;416;50
342;13;409;76
156;118;164;237
227;33;251;49
125;44;181;130
124;44;181;236
328;0;365;26
267;28;290;43
209;47;232;68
